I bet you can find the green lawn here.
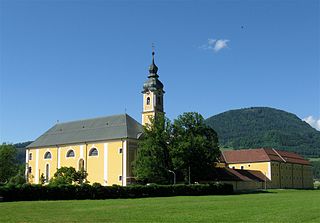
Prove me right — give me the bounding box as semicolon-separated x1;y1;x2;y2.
0;190;319;222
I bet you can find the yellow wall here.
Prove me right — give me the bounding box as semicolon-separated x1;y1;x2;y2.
143;92;154;112
105;141;123;186
142;91;164;126
142;91;155;126
227;161;313;189
26;139;139;186
228;162;271;179
59;145;81;170
37;147;58;183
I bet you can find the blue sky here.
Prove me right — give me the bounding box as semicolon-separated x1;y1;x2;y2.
1;0;319;143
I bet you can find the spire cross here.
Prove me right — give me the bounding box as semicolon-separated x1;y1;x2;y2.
152;43;155;54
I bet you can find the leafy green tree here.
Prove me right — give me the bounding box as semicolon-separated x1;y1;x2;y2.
49;167;88;185
8;164;26;185
171;112;220;183
0;144;19;183
134;114;173;184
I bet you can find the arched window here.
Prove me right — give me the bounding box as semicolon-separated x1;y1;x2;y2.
66;150;75;158
89;148;98;156
146;97;150;105
44;151;52;159
45;164;50;182
79;159;85;171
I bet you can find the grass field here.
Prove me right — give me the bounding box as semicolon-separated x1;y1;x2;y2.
0;190;319;222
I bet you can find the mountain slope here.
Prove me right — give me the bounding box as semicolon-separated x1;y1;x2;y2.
205;107;320;157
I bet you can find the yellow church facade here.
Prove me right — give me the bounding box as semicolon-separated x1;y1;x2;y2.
26;115;141;186
26;51;164;186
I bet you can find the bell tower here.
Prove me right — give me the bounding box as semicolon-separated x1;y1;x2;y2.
142;49;165;126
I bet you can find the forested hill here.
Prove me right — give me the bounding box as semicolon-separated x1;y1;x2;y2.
15;141;33;164
205;107;320;158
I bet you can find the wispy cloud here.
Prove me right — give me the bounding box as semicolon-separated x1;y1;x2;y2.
303;116;320;131
199;38;230;52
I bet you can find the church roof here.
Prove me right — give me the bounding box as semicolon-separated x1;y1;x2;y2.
27;114;142;148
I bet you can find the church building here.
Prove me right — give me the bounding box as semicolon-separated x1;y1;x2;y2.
26;50;164;186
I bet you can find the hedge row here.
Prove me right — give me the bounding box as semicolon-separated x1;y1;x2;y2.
0;183;233;202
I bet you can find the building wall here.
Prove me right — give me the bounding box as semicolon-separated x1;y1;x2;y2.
303;165;313;188
142;92;155;126
142;111;155;126
228;162;271;180
227;161;313;189
26;139;137;186
220;181;265;191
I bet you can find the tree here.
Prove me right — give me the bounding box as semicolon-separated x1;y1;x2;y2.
134;114;173;184
171;112;220;183
0;144;19;183
49;167;88;186
8;164;26;185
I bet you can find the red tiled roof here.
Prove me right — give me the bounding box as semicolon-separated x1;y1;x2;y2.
222;148;310;165
276;150;310;165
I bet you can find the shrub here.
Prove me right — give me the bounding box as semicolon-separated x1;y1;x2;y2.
0;182;233;202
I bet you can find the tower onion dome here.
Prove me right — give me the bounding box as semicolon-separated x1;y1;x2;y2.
148;51;159;77
142;51;164;93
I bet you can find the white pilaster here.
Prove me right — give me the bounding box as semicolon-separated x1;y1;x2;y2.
104;143;108;186
268;162;272;180
122;140;127;186
25;149;29;179
35;149;39;184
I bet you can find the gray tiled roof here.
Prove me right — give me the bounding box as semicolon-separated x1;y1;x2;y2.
27;114;142;148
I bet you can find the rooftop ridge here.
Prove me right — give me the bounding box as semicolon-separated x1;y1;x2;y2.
55;113;128;126
271;148;286;162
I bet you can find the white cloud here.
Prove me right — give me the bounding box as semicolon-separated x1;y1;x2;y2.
214;39;229;52
199;38;229;52
303;116;320;131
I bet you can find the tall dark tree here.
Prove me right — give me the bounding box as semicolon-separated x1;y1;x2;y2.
171;112;220;183
134;114;172;184
0;144;19;183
